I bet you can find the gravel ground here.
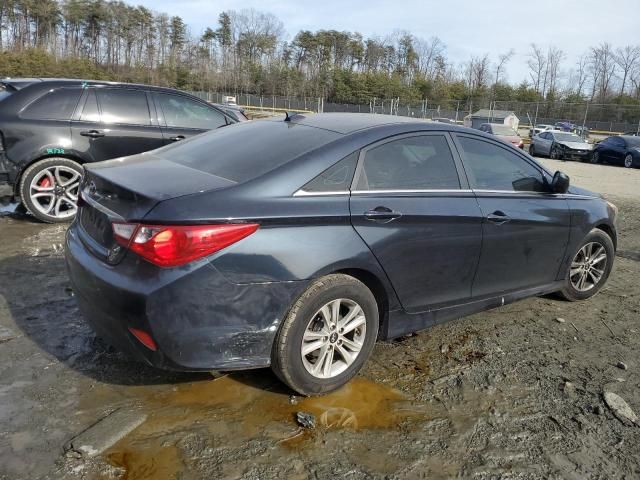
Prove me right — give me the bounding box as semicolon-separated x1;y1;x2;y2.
0;158;638;480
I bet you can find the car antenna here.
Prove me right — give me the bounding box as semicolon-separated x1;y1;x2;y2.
284;112;304;122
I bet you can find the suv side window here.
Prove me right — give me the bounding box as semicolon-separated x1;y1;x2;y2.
80;89;100;122
356;135;461;191
96;89;150;125
457;136;547;192
301;151;358;193
21;88;82;120
155;93;227;129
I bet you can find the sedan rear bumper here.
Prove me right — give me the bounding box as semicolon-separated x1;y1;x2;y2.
64;223;306;371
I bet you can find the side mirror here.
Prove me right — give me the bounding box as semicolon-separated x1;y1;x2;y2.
551;170;570;194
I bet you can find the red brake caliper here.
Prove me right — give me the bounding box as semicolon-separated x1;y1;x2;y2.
39;177;52;188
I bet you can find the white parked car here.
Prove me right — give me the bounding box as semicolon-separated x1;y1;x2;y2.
529;124;554;138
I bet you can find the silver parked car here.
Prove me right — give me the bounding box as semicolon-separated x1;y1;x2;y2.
530;131;593;161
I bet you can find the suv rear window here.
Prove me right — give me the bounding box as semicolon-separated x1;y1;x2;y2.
21;88;82;120
157;120;339;183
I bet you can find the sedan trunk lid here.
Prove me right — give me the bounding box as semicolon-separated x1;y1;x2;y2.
78;152;236;262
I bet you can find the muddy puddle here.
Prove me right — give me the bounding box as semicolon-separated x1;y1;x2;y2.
103;375;428;478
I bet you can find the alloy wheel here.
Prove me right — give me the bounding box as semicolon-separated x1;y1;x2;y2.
624;154;633;168
569;242;608;292
301;298;366;379
29;166;81;219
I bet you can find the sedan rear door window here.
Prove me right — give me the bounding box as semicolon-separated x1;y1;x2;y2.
355;135;461;191
301;151;358;193
457;136;546;192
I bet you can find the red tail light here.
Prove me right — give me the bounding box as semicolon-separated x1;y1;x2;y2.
128;327;158;351
112;222;259;267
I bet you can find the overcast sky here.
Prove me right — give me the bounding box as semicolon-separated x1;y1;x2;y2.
126;0;639;84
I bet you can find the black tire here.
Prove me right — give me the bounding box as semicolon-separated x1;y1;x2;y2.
558;228;614;302
623;154;634;168
529;144;536;156
19;157;84;223
271;274;379;396
591;151;600;164
550;144;563;160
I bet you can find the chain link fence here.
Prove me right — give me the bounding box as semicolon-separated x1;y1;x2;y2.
190;91;640;134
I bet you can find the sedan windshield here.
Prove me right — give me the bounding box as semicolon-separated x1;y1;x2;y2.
553;133;585;143
491;125;518;136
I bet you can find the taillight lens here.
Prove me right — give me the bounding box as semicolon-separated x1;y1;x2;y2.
112;222;259;267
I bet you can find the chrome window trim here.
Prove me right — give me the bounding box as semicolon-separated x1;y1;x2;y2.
352;188;472;195
473;189;597;199
293;189;349;197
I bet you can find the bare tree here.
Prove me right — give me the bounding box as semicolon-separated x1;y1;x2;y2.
614;45;640;96
527;43;546;95
493;49;515;88
545;46;564;98
415;36;445;80
588;43;617;101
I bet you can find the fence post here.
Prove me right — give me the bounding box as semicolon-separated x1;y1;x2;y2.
581;102;589;137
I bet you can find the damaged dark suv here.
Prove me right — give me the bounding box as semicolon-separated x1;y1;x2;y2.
0;78;238;222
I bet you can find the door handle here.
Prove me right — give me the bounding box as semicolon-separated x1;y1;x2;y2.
80;130;105;138
487;210;510;225
364;206;402;222
169;135;185;141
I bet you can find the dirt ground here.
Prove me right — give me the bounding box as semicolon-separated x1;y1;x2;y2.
0;158;639;480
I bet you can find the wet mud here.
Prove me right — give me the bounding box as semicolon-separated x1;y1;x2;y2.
0;190;639;479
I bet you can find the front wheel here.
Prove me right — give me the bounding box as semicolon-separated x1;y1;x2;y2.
271;274;378;395
559;229;614;301
624;154;634;168
529;144;536;156
19;157;83;223
550;145;563;160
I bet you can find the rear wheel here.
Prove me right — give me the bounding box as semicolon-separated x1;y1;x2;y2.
559;229;614;301
624;154;634;168
591;151;600;164
19;158;83;223
272;274;378;396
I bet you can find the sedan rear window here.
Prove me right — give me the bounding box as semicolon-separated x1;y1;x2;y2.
158;120;340;183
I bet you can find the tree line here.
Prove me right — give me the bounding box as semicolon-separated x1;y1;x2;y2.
1;0;640;110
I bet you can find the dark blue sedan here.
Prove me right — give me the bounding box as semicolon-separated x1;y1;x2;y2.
592;135;640;168
65;114;618;395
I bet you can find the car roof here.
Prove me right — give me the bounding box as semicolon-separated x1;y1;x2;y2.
278;112;430;134
0;77;198;95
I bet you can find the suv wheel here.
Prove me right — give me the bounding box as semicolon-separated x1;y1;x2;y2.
272;274;378;396
559;228;614;301
19;158;83;223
